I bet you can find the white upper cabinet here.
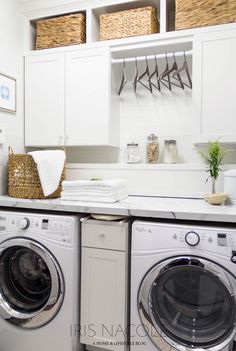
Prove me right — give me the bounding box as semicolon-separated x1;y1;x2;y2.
193;29;236;139
25;53;65;147
65;48;113;146
25;47;118;147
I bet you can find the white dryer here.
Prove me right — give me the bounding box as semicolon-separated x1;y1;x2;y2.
0;210;84;351
131;221;236;351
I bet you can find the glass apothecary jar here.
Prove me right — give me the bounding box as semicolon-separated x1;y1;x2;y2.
163;140;178;164
146;134;159;164
124;142;142;164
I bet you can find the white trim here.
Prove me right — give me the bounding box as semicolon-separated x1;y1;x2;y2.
66;163;236;171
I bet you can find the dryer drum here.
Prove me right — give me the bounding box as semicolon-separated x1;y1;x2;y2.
138;256;236;351
0;238;64;329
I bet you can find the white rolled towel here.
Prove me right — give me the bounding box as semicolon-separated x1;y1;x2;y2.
28;150;65;197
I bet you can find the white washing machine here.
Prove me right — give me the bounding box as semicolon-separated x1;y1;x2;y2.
0;210;84;351
131;220;236;351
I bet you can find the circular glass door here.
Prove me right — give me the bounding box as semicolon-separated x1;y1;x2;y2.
0;238;64;328
139;257;236;351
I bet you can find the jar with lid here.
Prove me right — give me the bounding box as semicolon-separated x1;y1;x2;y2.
146;134;159;164
124;142;142;164
163;140;178;164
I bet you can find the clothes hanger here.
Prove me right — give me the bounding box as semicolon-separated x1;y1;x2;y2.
161;53;184;90
133;57;139;93
118;59;127;95
149;55;161;92
172;51;192;89
137;57;153;93
159;54;171;91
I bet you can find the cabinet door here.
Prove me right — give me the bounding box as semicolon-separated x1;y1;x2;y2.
81;247;127;351
65;48;111;146
193;29;236;138
25;53;65;146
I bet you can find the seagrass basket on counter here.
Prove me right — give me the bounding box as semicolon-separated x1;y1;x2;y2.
8;147;65;199
176;0;236;30
36;13;86;50
100;6;159;41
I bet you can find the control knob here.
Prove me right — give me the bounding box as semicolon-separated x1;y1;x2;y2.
19;218;30;230
185;231;200;246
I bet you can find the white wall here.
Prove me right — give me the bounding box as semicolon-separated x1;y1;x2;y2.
0;0;25;193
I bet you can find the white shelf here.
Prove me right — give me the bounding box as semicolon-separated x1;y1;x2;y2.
193;136;236;146
26;0;176;51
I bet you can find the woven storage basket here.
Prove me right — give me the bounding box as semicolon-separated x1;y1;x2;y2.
8;148;65;199
100;6;159;41
36;13;86;50
176;0;236;30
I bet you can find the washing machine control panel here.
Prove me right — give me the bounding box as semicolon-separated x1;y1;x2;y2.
3;214;75;244
18;217;30;230
185;231;200;246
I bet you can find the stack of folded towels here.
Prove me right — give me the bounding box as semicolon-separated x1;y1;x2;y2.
61;178;128;203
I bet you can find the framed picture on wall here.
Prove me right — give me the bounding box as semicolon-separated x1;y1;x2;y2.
0;73;16;113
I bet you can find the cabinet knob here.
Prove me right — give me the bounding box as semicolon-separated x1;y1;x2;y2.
99;233;105;240
65;135;69;144
58;136;63;145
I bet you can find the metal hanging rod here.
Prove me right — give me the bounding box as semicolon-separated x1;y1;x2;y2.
112;50;193;64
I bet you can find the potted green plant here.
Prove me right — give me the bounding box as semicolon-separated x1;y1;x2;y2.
199;139;229;204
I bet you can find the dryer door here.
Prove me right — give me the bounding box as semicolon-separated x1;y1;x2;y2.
139;256;236;351
0;238;64;328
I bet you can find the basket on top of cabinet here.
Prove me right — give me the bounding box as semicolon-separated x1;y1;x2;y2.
176;0;236;30
36;13;86;50
100;6;159;41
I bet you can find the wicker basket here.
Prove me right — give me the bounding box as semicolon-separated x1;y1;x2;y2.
8;148;65;199
176;0;236;30
100;6;159;41
36;13;86;50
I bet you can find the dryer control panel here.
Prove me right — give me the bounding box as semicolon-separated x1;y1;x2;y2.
132;221;236;259
0;213;76;244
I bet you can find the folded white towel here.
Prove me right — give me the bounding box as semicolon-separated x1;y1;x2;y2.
61;192;128;203
28;150;65;197
61;189;127;198
62;179;127;191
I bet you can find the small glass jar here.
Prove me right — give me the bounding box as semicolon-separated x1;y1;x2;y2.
124;142;142;164
163;140;178;164
146;134;159;164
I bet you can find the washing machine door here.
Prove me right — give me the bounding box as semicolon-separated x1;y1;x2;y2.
139;256;236;351
0;238;64;329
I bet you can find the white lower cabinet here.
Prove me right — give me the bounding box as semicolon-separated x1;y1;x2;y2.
81;219;129;351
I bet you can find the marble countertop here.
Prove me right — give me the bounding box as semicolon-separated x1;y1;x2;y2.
0;195;236;223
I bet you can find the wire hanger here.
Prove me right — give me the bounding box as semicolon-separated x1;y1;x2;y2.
133;58;139;93
149;55;161;92
161;53;184;90
118;59;127;95
159;54;171;91
137;57;153;93
172;51;192;89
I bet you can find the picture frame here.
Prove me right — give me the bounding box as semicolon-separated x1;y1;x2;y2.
0;72;16;113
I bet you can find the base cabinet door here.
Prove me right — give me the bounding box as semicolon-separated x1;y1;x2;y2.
81;247;127;351
65;48;111;146
25;53;65;146
193;29;236;139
